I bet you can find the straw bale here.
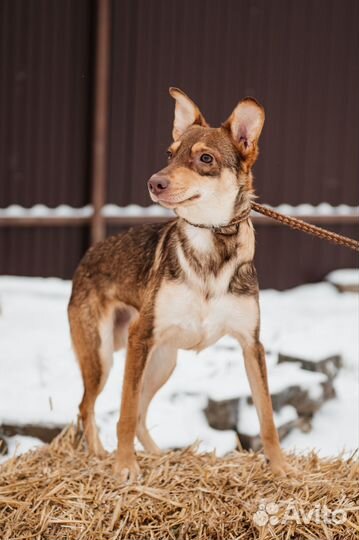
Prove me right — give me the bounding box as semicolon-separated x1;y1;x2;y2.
0;426;358;539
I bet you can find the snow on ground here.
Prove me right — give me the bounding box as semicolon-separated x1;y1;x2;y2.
0;275;358;464
326;268;359;287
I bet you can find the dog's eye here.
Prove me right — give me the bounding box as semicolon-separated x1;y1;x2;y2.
200;153;213;164
166;150;173;160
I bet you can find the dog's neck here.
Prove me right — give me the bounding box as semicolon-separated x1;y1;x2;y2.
177;188;253;236
180;206;251;235
174;189;255;279
175;217;255;284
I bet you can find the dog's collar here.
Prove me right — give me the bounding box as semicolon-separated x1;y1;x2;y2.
181;207;252;236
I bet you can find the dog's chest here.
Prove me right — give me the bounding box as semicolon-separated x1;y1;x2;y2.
154;244;257;351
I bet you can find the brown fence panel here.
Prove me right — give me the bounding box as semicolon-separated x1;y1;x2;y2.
108;0;359;208
0;0;93;277
254;223;358;290
0;0;357;287
0;226;87;278
107;0;358;288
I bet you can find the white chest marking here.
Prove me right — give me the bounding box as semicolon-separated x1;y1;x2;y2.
154;280;258;351
184;224;214;253
176;242;238;297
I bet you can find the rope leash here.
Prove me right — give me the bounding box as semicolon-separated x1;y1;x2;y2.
251;202;359;253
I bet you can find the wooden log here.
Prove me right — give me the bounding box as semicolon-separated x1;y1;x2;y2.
237;417;307;452
206;368;336;432
0;435;8;456
1;423;64;444
261;379;336;418
333;283;359;293
204;397;240;430
278;353;342;380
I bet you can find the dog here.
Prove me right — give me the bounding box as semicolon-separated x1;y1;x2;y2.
68;88;292;481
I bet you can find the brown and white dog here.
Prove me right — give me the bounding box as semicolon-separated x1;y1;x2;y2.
68;88;292;481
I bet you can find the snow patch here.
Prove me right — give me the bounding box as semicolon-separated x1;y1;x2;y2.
0;204;93;218
0;435;43;465
0;203;358;219
0;276;357;460
326;268;359;287
101;204;172;218
239;404;298;436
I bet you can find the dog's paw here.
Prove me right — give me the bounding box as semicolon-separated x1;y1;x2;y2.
113;455;140;483
88;438;108;458
270;460;298;478
92;447;108;459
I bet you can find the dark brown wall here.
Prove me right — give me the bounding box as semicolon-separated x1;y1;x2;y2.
0;0;358;288
107;0;358;288
0;0;93;277
0;0;94;206
254;223;358;288
108;0;359;207
0;226;87;278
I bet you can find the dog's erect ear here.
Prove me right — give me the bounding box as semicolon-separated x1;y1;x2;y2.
169;87;208;141
223;98;265;155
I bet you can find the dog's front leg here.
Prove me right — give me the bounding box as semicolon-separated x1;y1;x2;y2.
241;340;293;476
114;318;152;482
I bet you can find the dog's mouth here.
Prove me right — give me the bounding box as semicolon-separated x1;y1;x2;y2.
151;193;201;208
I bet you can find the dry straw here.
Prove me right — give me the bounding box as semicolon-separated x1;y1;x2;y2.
0;426;358;539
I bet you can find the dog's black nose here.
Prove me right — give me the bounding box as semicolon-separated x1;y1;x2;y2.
148;175;169;195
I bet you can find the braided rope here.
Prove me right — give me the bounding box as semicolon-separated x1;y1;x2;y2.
251;201;359;252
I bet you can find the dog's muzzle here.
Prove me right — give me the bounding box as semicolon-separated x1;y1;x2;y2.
148;175;170;197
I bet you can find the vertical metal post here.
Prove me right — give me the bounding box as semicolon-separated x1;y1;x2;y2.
91;0;111;244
